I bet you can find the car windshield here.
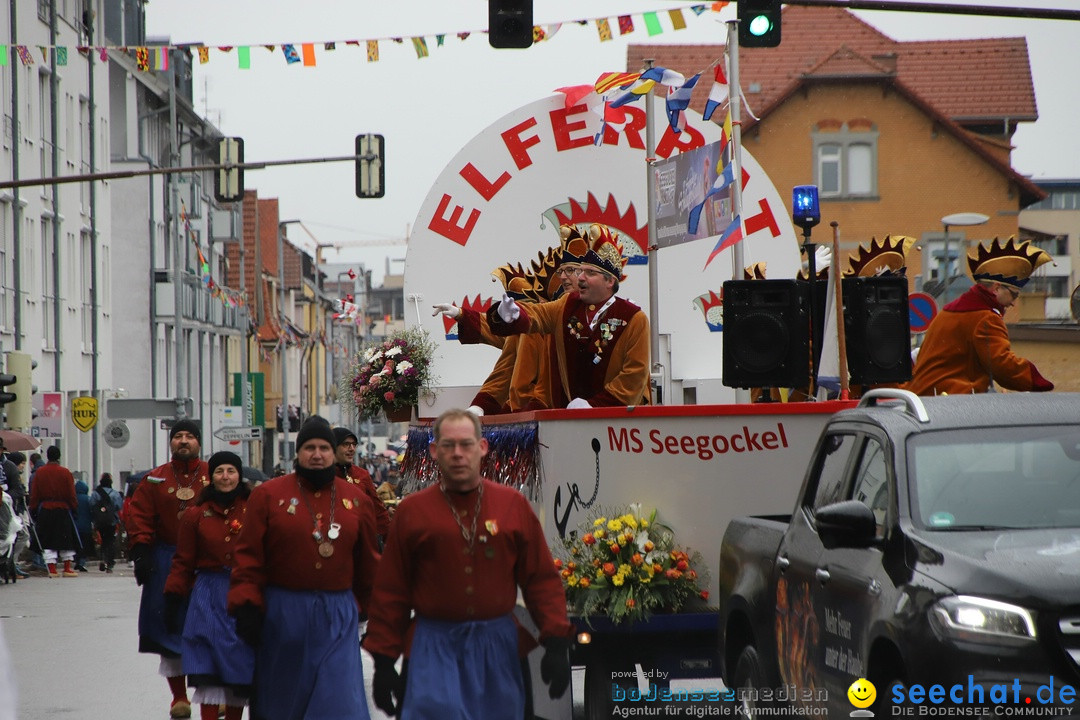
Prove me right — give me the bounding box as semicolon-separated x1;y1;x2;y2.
908;425;1080;531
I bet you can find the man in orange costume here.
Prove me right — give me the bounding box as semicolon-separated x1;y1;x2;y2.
907;237;1054;396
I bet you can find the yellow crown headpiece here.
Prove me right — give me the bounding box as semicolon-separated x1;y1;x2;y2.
580;224;627;281
845;235;916;277
967;236;1051;289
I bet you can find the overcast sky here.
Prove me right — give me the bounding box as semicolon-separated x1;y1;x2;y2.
145;1;1080;284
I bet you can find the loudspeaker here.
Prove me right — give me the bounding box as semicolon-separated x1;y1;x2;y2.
722;280;810;389
842;276;912;385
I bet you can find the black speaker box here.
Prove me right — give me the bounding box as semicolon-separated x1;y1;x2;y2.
722;280;810;389
842;276;912;385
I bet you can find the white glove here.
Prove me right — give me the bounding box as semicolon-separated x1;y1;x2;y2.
432;303;461;319
802;245;832;273
497;293;520;323
567;398;592;410
466;405;485;417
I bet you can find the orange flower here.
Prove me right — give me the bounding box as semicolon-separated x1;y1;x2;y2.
700;590;710;601
553;558;563;569
567;561;577;571
609;543;621;554
643;541;654;552
687;569;698;580
676;559;689;571
580;577;591;588
631;553;644;567
626;598;636;608
653;563;663;574
561;569;572;579
583;533;596;546
665;569;682;581
603;562;616;577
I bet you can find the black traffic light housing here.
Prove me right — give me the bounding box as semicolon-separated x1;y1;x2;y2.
738;0;782;48
0;372;16;406
355;134;385;199
489;0;533;49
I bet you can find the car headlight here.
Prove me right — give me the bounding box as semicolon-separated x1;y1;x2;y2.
929;595;1037;646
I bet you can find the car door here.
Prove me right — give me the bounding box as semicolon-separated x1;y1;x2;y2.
774;430;859;702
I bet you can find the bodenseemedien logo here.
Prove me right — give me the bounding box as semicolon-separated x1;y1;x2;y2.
849;678;877;717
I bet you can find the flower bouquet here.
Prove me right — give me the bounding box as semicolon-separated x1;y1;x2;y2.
554;504;709;625
339;327;438;422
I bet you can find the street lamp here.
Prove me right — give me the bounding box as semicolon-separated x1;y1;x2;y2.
940;212;989;304
278;219;301;469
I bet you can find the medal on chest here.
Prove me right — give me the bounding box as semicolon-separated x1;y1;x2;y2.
298;479;339;558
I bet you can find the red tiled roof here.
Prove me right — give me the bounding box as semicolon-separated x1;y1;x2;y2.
627;5;1036;128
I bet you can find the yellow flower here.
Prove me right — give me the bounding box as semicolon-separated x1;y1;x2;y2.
640;574;652;584
622;515;638;530
612;574;625;587
594;528;605;539
567;575;579;587
607;518;623;532
594;517;607;527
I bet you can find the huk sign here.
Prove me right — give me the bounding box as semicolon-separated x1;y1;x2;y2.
71;396;99;433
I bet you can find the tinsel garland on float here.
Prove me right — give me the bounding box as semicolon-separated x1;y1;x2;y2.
399;422;542;501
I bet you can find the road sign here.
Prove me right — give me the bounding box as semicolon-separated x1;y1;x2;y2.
909;292;938;333
108;397;194;419
103;419;130;449
213;426;263;442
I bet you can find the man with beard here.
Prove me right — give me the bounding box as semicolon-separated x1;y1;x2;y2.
228;417;380;720
126;419;210;719
332;426;390;539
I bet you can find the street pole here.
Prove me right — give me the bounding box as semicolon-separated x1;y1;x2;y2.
169;59;186;421
239;227;251;466
278;220;300;469
727;19;750;405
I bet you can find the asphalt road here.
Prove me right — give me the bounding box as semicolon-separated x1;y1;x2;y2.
0;566;586;720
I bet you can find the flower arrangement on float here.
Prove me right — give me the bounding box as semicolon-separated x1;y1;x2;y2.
553;504;709;625
339;327;438;422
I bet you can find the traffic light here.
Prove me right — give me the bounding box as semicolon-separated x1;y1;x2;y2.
738;0;782;48
6;352;37;429
489;0;533;49
213;137;244;203
355;134;385;199
0;370;15;406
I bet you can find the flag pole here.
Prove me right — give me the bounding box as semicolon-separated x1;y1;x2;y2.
643;58;666;405
831;221;850;400
726;20;749;404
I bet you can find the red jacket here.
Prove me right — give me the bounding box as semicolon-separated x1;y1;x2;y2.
125;458;211;548
165;495;249;597
28;462;77;512
336;463;390;536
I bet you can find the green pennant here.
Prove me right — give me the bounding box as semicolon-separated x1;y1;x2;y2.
0;46;7;67
644;12;663;36
238;46;250;69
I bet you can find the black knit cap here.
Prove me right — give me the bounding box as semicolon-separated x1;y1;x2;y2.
169;418;202;444
296;416;336;450
332;427;359;447
208;451;243;478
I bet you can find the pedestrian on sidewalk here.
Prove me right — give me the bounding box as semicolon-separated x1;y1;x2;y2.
27;446;79;578
92;474;123;572
228;417;380;720
165;451;254;720
126;419;210;719
73;480;93;572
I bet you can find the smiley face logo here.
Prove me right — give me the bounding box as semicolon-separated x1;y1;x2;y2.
848;678;877;709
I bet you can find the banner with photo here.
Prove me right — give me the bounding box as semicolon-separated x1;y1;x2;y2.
653;139;733;249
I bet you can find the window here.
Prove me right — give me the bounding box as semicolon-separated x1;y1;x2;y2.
813;123;879;199
851;439;889;538
810;433;857;511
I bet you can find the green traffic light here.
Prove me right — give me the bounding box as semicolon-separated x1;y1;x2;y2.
748;14;774;36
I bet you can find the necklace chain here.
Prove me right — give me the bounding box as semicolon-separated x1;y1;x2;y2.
297;476;336;543
441;482;484;553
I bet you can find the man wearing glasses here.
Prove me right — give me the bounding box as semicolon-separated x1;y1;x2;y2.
907;236;1055;396
332;427;390;539
364;408;573;718
484;222;651;409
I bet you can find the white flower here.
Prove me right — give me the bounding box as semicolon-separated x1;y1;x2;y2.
396;360;413;374
385;346;403;357
363;349;383;364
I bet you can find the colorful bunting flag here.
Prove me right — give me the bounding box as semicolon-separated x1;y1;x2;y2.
668;9;687;30
703;58;729;121
618;16;635;35
282;44;300;64
643;12;663;36
324;42;336;51
691;5;710;15
596;18;613;42
16;45;34;65
367;40;379;62
197;46;210;64
412;37;429;58
436;35;445;47
301;43;316;66
666;72;702;133
704;215;744;269
0;45;6;66
595;71;639;95
154;47;168;71
238;46;251;69
135;47;149;71
56;46;68;65
98;47;107;62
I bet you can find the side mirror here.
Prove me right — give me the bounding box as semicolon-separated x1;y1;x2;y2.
815;500;877;548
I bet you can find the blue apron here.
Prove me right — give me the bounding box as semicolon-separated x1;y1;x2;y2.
138;543;187;657
182;570;255;690
251;586;369;720
404;614;523;720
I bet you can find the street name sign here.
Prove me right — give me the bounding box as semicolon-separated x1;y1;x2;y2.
213;426;263;442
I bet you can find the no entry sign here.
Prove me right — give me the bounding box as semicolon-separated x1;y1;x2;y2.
909;292;938;333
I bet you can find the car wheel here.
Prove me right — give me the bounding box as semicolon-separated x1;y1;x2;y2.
874;675;905;715
732;645;770;720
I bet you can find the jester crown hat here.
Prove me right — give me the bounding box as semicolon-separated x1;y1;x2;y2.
491;261;545;303
845;235;916;277
967;236;1051;289
558;224;588;267
579;223;627;281
743;262;767;280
